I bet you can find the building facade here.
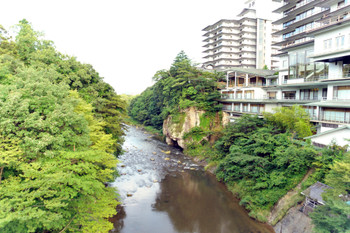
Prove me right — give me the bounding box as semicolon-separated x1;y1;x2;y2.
220;0;350;142
202;0;281;70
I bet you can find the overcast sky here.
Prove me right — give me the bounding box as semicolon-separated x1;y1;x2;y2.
1;0;245;95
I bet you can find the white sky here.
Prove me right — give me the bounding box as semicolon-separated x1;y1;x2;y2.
1;0;245;95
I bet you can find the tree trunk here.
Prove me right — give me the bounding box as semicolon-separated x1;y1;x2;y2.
0;166;4;184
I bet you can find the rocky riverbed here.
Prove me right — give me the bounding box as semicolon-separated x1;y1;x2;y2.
109;126;274;233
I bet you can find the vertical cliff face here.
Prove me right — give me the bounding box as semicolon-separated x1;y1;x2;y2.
162;107;230;149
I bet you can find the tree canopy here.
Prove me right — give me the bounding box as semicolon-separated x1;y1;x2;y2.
128;51;224;129
310;152;350;233
0;20;125;232
214;115;317;221
263;105;314;138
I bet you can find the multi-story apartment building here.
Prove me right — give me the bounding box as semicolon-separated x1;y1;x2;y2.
202;0;281;70
220;0;350;146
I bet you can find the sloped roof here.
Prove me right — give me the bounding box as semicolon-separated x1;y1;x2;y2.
304;125;350;139
301;182;333;205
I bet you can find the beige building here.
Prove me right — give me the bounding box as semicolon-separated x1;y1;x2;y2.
202;0;281;70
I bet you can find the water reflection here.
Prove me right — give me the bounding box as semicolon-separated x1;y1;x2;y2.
109;205;126;232
153;171;273;233
110;126;274;233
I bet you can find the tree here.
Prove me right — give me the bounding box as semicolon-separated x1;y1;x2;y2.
310;153;350;233
0;135;22;184
15;19;41;64
0;21;124;232
129;51;224;129
214;116;317;220
263;105;314;138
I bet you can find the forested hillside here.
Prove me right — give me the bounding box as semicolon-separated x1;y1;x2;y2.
0;20;125;232
128;51;224;130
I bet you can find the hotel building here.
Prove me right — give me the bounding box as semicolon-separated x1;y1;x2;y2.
202;0;282;70
220;0;350;146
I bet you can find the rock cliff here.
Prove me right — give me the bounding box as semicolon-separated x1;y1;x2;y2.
162;107;230;149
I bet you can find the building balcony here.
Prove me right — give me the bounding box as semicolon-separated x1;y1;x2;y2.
274;1;327;25
222;107;265;115
239;21;257;27
240;47;256;52
311;117;350;124
247;83;267;87
240;60;256;65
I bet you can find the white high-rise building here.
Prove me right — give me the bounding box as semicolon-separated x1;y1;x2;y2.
202;0;282;70
219;0;350;148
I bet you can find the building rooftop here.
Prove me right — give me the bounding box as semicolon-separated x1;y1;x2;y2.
202;19;237;31
237;8;256;17
224;67;276;77
301;181;333;205
305;125;350;139
304;101;350;108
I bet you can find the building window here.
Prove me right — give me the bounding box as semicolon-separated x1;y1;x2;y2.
251;104;259;113
245;90;254;99
300;89;318;100
243;104;249;112
321;123;339;129
304;106;317;119
336;35;345;48
283;91;296;100
338;0;345;8
267;92;276;99
333;86;350;100
343;64;350;78
283;60;287;68
321;108;350;123
251;104;264;113
324;39;332;49
236;91;243;99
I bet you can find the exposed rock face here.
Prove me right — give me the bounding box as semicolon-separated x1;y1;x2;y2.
273;205;313;233
163;107;229;149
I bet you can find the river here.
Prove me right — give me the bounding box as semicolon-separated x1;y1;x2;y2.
109;126;274;233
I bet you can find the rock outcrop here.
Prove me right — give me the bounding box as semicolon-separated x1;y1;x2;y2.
163;107;230;149
273;205;313;233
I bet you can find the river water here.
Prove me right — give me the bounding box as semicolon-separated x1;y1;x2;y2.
110;126;274;233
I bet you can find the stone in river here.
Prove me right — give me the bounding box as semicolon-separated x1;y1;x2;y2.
164;158;170;161
150;158;155;161
126;194;133;197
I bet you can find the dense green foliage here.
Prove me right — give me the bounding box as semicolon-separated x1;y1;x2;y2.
310;153;350;233
128;51;224;129
302;144;346;189
0;20;125;232
214;115;317;220
264;105;314;138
